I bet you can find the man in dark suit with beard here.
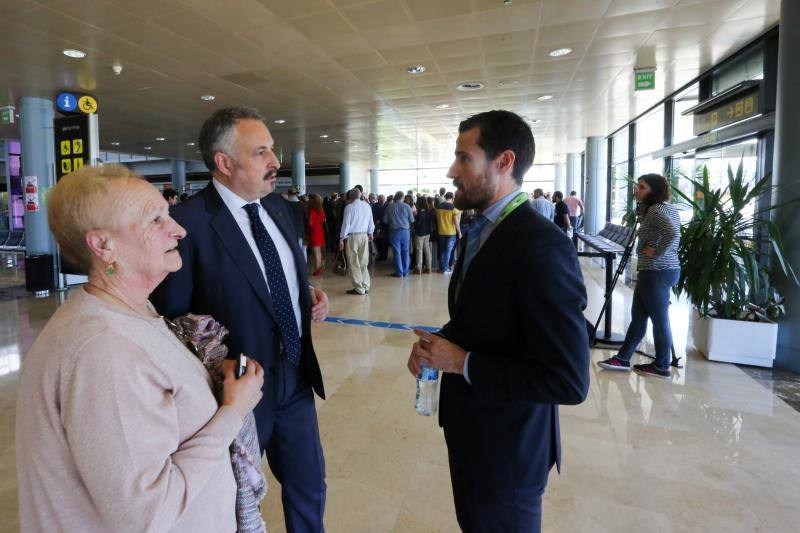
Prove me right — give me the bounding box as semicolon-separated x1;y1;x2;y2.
152;107;329;533
408;110;590;533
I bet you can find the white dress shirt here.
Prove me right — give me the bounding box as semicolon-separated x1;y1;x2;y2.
339;199;376;239
213;179;302;335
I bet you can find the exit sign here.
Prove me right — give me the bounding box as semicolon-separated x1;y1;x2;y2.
635;69;656;91
0;106;14;124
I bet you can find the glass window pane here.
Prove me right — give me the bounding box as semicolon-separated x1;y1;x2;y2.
673;84;699;145
611;130;628;164
635;106;665;158
712;48;764;96
610;162;629;224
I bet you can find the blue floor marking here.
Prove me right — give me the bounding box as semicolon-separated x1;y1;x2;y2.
324;316;439;333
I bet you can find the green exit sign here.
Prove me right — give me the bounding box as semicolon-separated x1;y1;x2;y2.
0;106;14;124
635;69;656;91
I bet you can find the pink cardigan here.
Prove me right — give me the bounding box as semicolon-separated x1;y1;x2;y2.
16;288;243;532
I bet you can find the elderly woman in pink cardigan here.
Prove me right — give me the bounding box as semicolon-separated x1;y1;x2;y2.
15;165;264;532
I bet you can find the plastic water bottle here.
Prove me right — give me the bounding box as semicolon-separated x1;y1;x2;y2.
415;365;439;416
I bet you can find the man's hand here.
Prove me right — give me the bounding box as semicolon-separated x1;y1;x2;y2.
368;234;373;241
643;246;656;258
338;240;345;251
310;286;329;322
407;328;467;377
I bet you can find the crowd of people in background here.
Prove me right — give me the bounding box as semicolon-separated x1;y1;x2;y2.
162;181;586;294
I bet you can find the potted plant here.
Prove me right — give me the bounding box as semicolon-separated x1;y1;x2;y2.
672;161;798;367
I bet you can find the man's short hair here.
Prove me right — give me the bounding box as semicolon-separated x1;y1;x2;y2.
553;191;564;201
394;191;404;202
458;110;535;185
444;192;454;200
533;188;543;197
163;189;178;201
199;107;266;172
439;187;446;195
348;188;361;201
355;184;364;192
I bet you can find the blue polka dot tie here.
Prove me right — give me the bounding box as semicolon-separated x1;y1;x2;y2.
243;203;301;367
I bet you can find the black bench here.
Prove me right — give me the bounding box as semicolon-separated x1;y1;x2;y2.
577;223;635;345
0;230;25;254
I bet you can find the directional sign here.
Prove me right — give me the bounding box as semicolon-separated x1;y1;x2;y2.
0;106;14;124
56;92;78;113
54;114;90;180
693;89;760;136
635;69;656;91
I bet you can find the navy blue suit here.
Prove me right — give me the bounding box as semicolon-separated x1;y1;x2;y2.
439;201;590;532
151;184;326;533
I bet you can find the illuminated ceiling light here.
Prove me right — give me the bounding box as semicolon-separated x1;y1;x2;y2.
200;94;215;101
62;49;86;59
434;103;451;110
548;47;573;58
529;119;542;123
319;134;329;138
333;139;342;143
457;82;485;91
498;80;520;87
274;119;286;124
110;141;120;146
143;146;152;150
155;137;166;141
537;94;554;101
186;142;195;146
406;65;427;74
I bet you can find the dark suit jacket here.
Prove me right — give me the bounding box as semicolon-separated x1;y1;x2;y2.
439;200;590;486
151;184;325;446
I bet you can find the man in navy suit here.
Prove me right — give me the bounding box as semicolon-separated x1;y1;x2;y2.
408;110;590;532
151;108;328;533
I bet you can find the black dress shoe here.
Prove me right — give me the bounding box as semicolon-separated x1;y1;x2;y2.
346;289;365;295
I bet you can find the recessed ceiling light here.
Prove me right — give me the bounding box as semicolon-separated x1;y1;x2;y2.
200;94;215;101
352;144;359;148
457;82;485;91
549;47;573;57
110;141;120;146
143;146;152;150
537;94;554;101
435;103;451;110
319;134;329;138
155;137;166;141
406;65;427;74
62;49;86;59
498;80;520;87
333;140;342;143
305;161;310;165
186;142;195;146
274;119;286;124
529;119;542;123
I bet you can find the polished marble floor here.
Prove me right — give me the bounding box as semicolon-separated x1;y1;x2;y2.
1;254;799;532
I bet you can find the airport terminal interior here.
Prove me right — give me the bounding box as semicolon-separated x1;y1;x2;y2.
2;0;800;531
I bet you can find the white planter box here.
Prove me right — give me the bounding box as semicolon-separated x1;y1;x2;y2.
691;310;777;367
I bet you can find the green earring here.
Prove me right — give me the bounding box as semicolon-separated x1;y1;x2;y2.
106;263;115;275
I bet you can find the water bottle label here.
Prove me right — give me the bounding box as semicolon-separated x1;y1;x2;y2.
418;365;439;381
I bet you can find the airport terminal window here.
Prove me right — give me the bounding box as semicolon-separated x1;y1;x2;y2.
609;130;629;224
712;48;764;96
377;165;556;197
673;84;700;145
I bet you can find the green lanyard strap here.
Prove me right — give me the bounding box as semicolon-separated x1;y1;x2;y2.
494;191;529;227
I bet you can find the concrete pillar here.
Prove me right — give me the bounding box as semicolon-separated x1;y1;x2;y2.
292;149;305;193
584;136;607;234
170;159;185;193
20;97;56;256
566;153;581;197
773;0;800;372
554;161;566;193
370;168;379;196
340;161;350;192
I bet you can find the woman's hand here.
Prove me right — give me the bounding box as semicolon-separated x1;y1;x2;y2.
643;246;656;257
221;358;264;419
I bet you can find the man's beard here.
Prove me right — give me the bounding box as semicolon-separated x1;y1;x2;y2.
453;178;494;212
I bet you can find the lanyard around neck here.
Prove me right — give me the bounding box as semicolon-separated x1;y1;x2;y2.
492;191;529;227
